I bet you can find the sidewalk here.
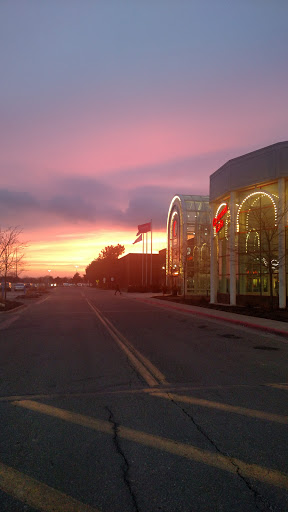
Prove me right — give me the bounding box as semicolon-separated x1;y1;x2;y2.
126;293;288;339
0;290;50;315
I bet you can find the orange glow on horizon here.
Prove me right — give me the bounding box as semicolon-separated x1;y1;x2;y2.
21;229;166;278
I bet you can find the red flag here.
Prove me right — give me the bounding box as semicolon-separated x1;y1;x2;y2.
133;234;142;244
136;222;151;236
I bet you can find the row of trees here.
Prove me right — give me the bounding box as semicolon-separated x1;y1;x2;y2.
85;244;125;287
1;227;26;300
18;274;85;286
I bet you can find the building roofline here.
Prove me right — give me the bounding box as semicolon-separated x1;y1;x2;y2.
211;141;288;178
210;141;288;201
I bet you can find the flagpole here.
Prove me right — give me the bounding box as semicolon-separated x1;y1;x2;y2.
150;219;152;286
142;233;144;286
146;231;148;287
136;222;152;289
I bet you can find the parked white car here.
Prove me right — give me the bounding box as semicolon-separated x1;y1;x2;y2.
14;283;26;291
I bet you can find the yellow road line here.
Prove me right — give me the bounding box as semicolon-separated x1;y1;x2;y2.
0;385;262;403
102;313;168;386
85;297;167;386
151;392;288;425
267;383;288;391
0;461;100;512
13;399;288;491
1;381;285;403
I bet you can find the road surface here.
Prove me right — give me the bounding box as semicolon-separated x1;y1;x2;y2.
0;287;287;511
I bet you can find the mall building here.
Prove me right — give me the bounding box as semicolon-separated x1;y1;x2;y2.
166;141;288;308
166;194;210;296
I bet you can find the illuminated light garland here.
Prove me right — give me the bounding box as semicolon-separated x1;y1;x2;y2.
170;211;178;238
167;196;182;275
245;193;279;233
193;246;199;259
171;211;179;238
214;202;228;222
200;242;208;259
213;202;229;236
247;196;270;231
246;197;261;233
245;230;260;253
236;191;277;232
225;211;230;240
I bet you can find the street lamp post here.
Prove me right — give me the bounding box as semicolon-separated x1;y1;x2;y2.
74;265;79;285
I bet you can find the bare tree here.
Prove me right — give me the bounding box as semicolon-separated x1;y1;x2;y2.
0;227;27;300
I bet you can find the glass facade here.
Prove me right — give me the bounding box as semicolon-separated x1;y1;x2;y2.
167;195;211;295
237;186;278;298
167;143;288;306
212;179;287;305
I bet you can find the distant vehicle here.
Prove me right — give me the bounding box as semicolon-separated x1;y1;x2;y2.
36;283;46;289
63;283;70;287
24;283;39;290
14;283;26;291
1;282;12;291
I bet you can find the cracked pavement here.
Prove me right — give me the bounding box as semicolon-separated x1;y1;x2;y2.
0;287;287;511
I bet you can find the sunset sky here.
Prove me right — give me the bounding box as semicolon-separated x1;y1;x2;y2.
1;1;288;278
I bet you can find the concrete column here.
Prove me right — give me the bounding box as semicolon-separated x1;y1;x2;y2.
229;191;237;305
278;178;286;309
210;203;218;303
180;198;187;296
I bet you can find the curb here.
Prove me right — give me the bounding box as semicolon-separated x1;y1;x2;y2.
0;304;27;315
135;297;288;339
0;293;50;315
